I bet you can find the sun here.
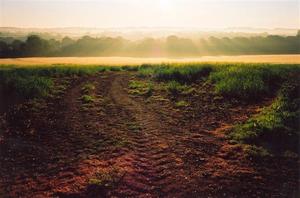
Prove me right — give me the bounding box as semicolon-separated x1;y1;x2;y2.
158;0;172;10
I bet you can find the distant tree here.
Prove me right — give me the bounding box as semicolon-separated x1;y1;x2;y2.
23;35;46;56
1;34;299;58
0;41;9;57
61;37;74;47
11;40;23;57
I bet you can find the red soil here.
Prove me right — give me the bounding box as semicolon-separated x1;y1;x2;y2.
0;72;298;197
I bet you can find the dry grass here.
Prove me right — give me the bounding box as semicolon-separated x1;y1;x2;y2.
0;55;300;66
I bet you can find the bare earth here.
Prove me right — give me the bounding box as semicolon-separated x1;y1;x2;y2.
0;55;300;66
0;72;298;197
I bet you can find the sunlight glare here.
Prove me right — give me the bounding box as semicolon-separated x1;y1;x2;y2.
158;0;172;10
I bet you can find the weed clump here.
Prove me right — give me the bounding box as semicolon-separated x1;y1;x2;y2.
81;95;95;103
128;80;153;97
175;100;189;107
82;83;96;94
87;167;124;196
166;81;190;96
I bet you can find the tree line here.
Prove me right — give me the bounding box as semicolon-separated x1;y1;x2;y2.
0;33;299;58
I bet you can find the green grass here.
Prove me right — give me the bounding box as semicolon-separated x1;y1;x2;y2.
82;83;96;94
209;64;300;100
166;81;190;96
134;63;300;157
175;100;189;107
128;80;153;97
0;65;120;100
0;70;53;99
88;167;123;188
138;63;213;83
81;95;95;103
229;77;299;156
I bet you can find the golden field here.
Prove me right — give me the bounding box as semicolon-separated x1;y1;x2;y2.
0;55;300;66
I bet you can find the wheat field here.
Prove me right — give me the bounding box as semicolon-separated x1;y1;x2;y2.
0;55;300;66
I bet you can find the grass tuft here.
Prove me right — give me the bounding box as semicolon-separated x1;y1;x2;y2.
81;95;95;103
82;83;96;94
175;100;189;107
166;81;190;96
128;80;153;97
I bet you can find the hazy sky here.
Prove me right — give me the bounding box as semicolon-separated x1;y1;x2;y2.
0;0;299;28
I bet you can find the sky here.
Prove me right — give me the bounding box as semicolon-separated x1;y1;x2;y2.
0;0;299;29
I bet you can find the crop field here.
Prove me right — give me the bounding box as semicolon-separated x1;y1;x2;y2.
0;62;299;197
0;54;300;66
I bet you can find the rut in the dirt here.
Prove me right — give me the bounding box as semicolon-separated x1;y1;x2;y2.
107;74;187;197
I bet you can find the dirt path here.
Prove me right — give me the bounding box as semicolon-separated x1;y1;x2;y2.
106;74;188;197
0;72;298;197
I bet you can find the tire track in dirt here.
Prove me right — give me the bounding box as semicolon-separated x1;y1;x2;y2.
106;73;187;197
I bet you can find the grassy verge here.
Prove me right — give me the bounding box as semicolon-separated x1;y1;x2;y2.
209;64;300;100
0;70;53;99
138;63;213;83
0;65;116;99
229;77;299;157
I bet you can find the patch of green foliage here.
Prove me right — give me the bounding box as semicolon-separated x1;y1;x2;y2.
243;145;271;158
175;100;189;107
0;65;120;99
138;63;213;84
81;95;95;103
88;166;123;188
230;77;300;156
209;64;300;100
126;121;142;132
82;83;96;94
128;80;153;97
166;81;190;96
121;65;139;71
155;65;212;83
0;69;53;99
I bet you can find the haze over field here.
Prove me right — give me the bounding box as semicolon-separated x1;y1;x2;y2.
1;0;299;29
1;0;299;58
